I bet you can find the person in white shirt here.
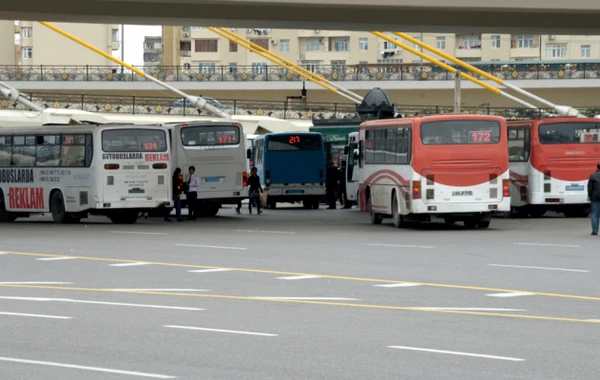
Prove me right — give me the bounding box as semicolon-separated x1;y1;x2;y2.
187;166;200;220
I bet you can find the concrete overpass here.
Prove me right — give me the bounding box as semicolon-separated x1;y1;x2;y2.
2;0;600;34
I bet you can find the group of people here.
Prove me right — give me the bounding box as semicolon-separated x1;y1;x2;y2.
326;160;353;210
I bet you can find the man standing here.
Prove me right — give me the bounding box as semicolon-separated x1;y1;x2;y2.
187;166;200;220
326;160;338;210
587;163;600;235
165;167;184;222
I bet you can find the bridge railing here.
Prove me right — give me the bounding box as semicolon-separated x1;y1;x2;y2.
3;91;596;120
2;62;600;82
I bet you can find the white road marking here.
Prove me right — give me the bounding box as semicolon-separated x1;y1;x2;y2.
388;346;525;362
488;264;589;273
0;297;202;311
0;357;176;379
486;292;534;298
188;268;232;274
0;282;73;285
276;275;322;280
0;252;9;255
109;262;151;267
366;243;436;249
235;229;295;234
0;311;72;319
512;242;581;248
111;231;169;236
253;297;360;301
416;308;528;312
374;283;422;288
108;289;209;292
164;325;278;337
176;244;247;250
36;257;76;261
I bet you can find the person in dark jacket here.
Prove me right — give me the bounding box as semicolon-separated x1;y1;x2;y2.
587;163;600;235
248;167;263;214
337;161;349;208
326;160;338;209
165;167;184;222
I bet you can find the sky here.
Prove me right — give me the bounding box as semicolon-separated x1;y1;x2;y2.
113;25;162;66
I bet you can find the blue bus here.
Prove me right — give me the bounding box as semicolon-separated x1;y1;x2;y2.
253;132;326;209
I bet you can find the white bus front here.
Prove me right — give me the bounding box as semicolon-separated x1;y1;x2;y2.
345;132;359;204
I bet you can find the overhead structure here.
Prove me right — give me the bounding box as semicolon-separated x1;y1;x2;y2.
0;81;43;112
390;32;585;118
207;27;363;104
38;21;230;119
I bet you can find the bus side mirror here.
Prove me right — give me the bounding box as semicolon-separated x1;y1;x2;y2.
246;149;252;159
343;146;349;155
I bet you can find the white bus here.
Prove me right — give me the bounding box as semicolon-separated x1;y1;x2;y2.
344;132;359;205
0;124;173;224
164;121;250;217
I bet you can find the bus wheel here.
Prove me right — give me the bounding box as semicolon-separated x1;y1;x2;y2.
50;191;77;224
477;220;491;229
0;192;16;222
312;200;320;209
268;199;277;209
302;200;312;210
564;208;589;218
109;211;138;224
464;218;478;229
199;204;220;217
528;208;546;218
392;195;403;228
367;195;382;225
444;218;456;225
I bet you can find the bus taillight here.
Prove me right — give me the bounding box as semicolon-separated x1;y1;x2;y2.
502;179;510;197
243;172;249;187
152;163;167;169
104;164;120;170
412;181;421;200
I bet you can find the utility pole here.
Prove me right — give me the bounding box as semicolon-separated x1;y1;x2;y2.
454;71;461;113
419;32;423;71
120;24;125;74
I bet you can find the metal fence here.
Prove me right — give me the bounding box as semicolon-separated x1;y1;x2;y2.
3;91;594;120
2;62;600;82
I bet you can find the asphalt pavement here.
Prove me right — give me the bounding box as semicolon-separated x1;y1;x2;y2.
0;205;598;379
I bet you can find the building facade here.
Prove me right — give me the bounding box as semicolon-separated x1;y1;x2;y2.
143;35;163;70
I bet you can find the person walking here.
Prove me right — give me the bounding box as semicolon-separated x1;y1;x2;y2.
326;160;338;209
248;167;263;215
165;167;184;222
587;163;600;235
186;166;200;220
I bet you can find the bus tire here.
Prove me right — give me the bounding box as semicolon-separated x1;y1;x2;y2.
367;194;382;225
50;191;77;224
392;194;403;228
0;190;16;222
464;218;478;229
564;207;589;218
312;200;320;209
528;208;546;218
268;199;277;209
302;200;312;210
199;204;220;217
109;211;138;224
477;220;491;229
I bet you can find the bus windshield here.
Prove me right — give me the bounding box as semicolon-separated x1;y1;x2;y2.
421;120;501;145
267;135;321;151
539;122;600;144
102;129;167;152
181;125;240;146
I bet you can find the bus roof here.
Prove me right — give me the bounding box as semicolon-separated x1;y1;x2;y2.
508;117;600;126
360;114;506;129
0;124;167;134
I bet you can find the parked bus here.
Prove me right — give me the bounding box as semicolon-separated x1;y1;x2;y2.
0;124;172;224
358;114;510;229
164;121;250;217
253;132;326;209
507;117;600;218
344;132;359;205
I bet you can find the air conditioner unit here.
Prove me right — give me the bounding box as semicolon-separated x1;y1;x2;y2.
270;39;277;45
549;35;556;40
314;30;320;34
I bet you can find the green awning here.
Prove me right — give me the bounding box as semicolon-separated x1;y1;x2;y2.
309;126;359;143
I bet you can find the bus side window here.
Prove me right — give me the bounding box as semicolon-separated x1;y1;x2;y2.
508;128;529;162
0;136;12;167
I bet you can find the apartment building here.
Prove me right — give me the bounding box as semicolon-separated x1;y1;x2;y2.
143;36;163;69
159;27;600;72
10;21;120;66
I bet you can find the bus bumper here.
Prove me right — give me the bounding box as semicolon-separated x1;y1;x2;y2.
95;200;173;209
413;200;510;214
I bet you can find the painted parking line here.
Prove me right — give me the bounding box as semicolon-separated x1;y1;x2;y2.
164;325;278;337
512;242;581;248
488;264;589;273
188;268;232;274
109;262;151;267
254;297;361;301
374;283;422;288
111;231;169;236
276;275;322;280
108;289;209;292
0;357;176;379
0;311;72;320
486;292;535;298
176;244;247;250
415;308;528;312
388;345;525;362
235;229;295;235
0;297;203;311
36;257;76;261
366;244;436;249
0;282;73;285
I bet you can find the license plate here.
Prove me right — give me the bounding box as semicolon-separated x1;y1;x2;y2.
452;191;473;196
128;188;145;194
205;177;222;183
286;189;305;194
566;185;584;191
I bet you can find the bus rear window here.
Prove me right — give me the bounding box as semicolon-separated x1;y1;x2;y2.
181;126;240;146
102;129;167;152
539;122;600;144
421;120;501;145
267;135;321;151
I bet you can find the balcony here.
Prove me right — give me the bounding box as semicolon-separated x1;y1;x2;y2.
455;46;482;59
180;50;191;57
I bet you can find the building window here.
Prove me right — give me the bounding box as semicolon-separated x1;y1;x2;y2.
280;39;290;52
194;39;218;53
383;38;398;50
333;38;349;52
491;35;501;49
229;41;238;52
546;44;567;58
462;35;480;48
22;47;32;59
111;29;119;43
359;38;369;51
252;62;267;74
199;62;216;74
517;35;534;48
229;63;238;74
301;60;321;73
436;37;445;50
306;39;320;52
582;44;591;58
249;38;269;50
21;27;32;39
413;36;422;51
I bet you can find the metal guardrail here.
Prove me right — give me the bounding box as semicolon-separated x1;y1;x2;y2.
3;92;597;120
2;62;600;82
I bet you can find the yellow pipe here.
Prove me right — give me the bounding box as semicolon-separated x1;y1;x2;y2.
393;32;503;85
216;27;335;88
39;22;146;78
208;27;339;94
371;32;501;95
